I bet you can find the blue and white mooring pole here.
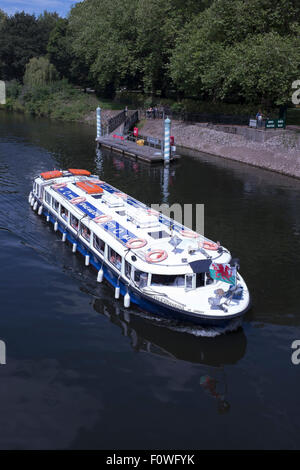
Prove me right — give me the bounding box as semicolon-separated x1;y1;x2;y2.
96;106;101;138
164;116;171;163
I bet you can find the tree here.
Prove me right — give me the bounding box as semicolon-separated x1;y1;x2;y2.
47;18;73;80
169;0;300;106
67;0;214;96
24;56;59;87
47;17;90;87
0;11;59;81
68;0;139;96
37;11;60;51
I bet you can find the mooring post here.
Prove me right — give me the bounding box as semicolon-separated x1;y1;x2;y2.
96;106;101;139
164;116;171;163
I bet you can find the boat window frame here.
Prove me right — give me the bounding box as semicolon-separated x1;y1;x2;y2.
37;182;43;198
93;233;105;257
108;245;122;272
125;260;132;280
70;212;79;231
151;273;185;287
79;221;91;244
34;182;40;196
52;197;60;213
185;273;196;291
133;268;149;289
60;205;69;224
44;190;51;206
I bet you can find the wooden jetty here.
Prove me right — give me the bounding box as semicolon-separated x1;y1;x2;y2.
96;136;180;164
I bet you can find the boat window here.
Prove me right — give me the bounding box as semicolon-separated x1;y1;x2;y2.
185;273;196;290
61;206;69;222
205;272;214;285
108;246;122;271
80;223;91;242
125;260;132;279
45;191;51;205
196;273;205;287
134;269;148;288
151;274;185;287
70;214;79;231
52;198;59;212
34;182;39;195
93;234;105;255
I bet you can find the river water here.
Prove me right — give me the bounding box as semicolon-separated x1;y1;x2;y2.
0;111;300;449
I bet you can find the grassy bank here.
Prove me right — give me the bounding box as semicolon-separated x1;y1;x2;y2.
3;80;124;122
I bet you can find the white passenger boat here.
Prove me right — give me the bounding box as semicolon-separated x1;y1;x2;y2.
29;169;250;327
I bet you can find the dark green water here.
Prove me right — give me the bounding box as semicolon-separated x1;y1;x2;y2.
0;111;300;449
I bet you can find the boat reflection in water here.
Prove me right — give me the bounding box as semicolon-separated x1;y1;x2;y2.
92;298;247;414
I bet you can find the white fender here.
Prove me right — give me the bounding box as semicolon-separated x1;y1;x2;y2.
46;214;50;222
124;292;130;308
97;268;104;283
115;286;120;299
38;205;43;215
54;221;58;232
28;192;32;203
62;232;67;242
33;201;38;211
85;255;90;266
72;243;77;253
31;198;34;207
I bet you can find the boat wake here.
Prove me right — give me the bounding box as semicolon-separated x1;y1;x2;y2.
127;309;243;337
167;317;243;337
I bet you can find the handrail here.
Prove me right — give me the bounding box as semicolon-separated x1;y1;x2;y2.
107;110;126;134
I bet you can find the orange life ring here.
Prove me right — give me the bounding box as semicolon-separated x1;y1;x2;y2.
180;230;199;238
126;238;147;249
94;214;112;224
145;249;168;263
70;196;86;205
52;182;67;190
203;241;219;251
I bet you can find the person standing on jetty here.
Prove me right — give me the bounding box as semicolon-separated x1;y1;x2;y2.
256;109;264;128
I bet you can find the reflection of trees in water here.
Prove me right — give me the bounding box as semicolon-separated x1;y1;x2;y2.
93;298;247;414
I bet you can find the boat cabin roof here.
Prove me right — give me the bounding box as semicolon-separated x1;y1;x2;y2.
35;171;230;275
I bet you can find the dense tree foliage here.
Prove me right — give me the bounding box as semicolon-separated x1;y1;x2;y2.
47;18;74;81
1;0;299;108
68;0;139;96
0;11;59;81
169;0;300;106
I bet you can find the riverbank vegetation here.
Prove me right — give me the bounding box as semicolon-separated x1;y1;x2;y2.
0;1;299;122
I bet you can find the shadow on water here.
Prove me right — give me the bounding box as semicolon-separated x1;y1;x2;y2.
92;298;247;366
91;297;247;415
